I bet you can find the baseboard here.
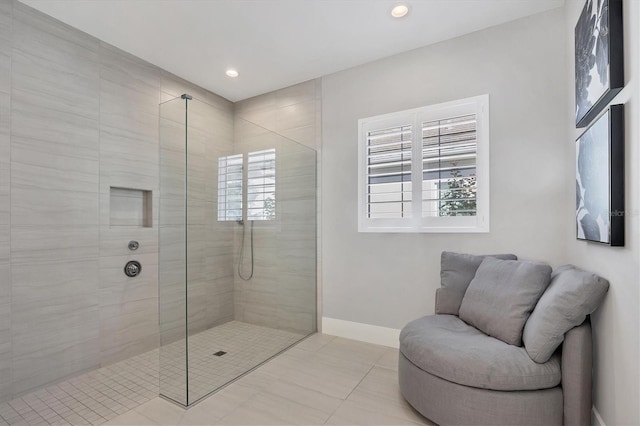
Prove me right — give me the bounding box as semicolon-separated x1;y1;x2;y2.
321;317;400;348
592;406;606;426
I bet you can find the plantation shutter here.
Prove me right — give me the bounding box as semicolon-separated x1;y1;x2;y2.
365;125;413;219
421;114;477;217
358;94;488;233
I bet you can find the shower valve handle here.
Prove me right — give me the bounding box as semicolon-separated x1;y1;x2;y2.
124;261;142;278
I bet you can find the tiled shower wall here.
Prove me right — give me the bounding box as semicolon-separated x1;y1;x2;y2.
0;0;9;405
233;81;322;333
158;97;235;346
0;0;321;405
0;0;235;401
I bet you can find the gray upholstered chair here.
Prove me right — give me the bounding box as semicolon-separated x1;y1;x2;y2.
399;253;608;426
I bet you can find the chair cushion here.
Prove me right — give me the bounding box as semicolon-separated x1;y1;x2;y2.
523;265;609;363
437;251;518;315
458;257;552;346
399;315;561;391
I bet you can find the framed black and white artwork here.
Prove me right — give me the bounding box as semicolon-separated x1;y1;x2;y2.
576;104;624;246
575;0;623;128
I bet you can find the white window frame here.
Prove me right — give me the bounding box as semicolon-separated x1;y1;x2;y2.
358;94;490;233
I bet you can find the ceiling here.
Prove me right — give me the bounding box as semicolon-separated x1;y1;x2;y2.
19;0;564;102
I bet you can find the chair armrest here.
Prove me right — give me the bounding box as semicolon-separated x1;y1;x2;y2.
562;318;592;426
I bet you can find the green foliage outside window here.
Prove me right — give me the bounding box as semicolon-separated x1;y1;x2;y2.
439;166;477;217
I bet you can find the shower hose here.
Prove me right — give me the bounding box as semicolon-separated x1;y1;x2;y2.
238;220;254;281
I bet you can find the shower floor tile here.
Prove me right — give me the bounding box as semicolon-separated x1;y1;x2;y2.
0;321;306;426
160;321;305;404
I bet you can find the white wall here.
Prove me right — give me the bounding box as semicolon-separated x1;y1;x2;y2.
564;1;640;424
321;9;568;329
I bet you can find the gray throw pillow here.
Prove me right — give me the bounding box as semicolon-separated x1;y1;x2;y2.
523;265;609;363
437;251;518;315
459;257;552;346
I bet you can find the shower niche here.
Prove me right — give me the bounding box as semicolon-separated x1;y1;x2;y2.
109;187;153;228
159;94;317;407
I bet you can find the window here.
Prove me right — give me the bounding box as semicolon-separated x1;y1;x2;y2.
217;154;243;221
247;148;276;221
217;149;277;222
358;95;489;233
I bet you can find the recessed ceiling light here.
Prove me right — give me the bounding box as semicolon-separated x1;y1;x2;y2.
391;4;409;18
226;69;239;78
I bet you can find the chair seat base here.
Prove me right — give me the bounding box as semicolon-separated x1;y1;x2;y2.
398;352;563;426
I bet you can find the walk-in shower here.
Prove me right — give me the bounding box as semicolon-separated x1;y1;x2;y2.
158;94;317;406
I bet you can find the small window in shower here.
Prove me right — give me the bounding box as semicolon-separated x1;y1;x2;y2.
217;154;243;221
247;148;276;221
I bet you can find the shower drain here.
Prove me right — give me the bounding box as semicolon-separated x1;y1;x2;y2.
213;351;227;357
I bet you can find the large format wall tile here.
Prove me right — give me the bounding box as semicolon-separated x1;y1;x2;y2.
11;225;99;263
0;0;244;404
100;296;158;365
0;3;7;376
0;1;10;95
158;97;188;348
12;187;98;225
10;258;100;395
233;83;319;334
99;43;160;192
99;243;159;365
0;92;10;228
161;70;233;113
0;262;10;402
159;76;235;345
0;93;9;264
0;58;9;397
98;41;162;365
0;226;7;270
235;79;321;150
10;1;101;396
1;13;15;384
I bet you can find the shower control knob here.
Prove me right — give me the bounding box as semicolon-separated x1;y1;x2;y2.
128;240;139;251
124;261;142;278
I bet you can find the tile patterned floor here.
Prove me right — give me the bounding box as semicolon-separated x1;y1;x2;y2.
105;334;434;426
0;349;159;426
0;330;432;425
0;322;306;426
160;321;305;404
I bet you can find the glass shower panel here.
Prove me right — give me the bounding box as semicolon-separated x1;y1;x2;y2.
274;134;317;335
185;98;236;403
158;95;188;406
233;118;317;337
158;100;317;407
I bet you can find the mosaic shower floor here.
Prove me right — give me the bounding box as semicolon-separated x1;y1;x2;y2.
160;321;305;405
0;322;306;426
